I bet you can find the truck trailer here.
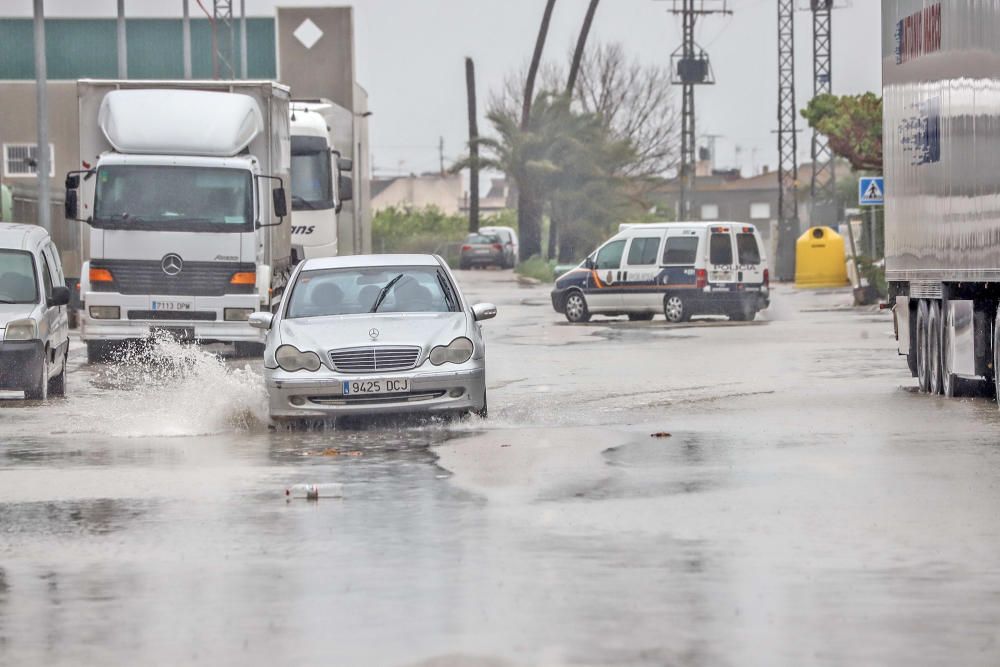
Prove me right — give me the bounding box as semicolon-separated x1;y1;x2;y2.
884;1;1000;400
65;80;292;361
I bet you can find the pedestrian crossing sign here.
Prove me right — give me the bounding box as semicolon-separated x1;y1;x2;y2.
859;177;884;206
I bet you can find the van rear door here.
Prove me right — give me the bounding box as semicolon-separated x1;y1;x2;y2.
735;227;765;287
707;226;737;288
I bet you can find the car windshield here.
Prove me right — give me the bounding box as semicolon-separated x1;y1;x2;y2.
286;266;459;318
0;249;39;304
290;136;334;210
93;165;253;231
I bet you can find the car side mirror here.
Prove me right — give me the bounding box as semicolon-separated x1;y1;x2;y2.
64;189;79;220
272;188;288;218
472;303;497;321
337;156;353;171
48;286;70;307
248;312;274;330
339;174;354;202
584;257;595;270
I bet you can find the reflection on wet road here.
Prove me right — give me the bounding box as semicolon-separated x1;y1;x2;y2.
2;274;1000;666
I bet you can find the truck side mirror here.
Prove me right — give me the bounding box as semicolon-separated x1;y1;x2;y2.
65;174;80;189
64;190;79;220
48;285;71;307
339;174;353;203
272;187;288;218
337;157;353;172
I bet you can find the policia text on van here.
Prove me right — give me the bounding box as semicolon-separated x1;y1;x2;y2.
550;222;770;323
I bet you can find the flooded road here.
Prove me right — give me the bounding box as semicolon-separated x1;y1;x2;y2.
3;269;1000;666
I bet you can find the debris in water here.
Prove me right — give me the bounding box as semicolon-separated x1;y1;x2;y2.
303;448;363;457
650;432;672;438
286;483;344;500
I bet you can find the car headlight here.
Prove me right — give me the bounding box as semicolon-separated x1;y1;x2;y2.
275;344;322;372
4;319;38;341
429;337;474;365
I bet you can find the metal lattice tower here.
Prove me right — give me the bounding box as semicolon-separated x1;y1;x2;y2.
810;0;837;227
213;0;236;79
775;0;799;281
665;0;730;220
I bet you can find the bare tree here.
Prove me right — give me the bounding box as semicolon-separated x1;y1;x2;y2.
575;42;680;181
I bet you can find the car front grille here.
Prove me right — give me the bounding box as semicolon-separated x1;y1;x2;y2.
90;260;256;297
328;346;421;373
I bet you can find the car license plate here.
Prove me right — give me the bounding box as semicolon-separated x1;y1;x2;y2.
151;300;193;311
475;248;489;254
342;378;409;395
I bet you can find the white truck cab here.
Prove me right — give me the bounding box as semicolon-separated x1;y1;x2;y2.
289;100;353;259
64;81;292;362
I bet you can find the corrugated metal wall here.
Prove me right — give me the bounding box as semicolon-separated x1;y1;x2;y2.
0;18;276;80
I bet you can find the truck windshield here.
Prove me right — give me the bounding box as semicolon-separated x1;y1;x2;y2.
291;136;334;211
0;250;38;304
93;165;253;232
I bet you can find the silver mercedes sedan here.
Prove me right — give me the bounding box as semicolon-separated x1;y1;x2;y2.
249;254;496;422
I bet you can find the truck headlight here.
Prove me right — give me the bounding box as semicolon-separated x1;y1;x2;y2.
429;337;474;365
4;319;38;341
275;344;322;372
89;305;121;319
224;308;254;321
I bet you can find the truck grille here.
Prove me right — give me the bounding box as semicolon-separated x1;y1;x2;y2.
90;260;255;297
328;346;421;373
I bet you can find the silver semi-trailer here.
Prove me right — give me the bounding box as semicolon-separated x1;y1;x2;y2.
884;0;1000;400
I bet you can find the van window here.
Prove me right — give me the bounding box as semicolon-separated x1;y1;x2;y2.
626;237;661;265
39;253;53;299
709;233;733;265
594;239;626;270
736;233;761;265
662;236;698;264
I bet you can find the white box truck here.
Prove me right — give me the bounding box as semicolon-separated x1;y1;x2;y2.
64;80;293;361
288;98;353;258
883;1;1000;400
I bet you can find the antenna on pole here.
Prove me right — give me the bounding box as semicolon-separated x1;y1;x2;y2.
657;0;731;221
213;0;236;79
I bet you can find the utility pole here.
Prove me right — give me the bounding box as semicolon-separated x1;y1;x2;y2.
33;0;50;232
702;133;723;171
240;0;247;78
182;0;192;79
465;58;480;233
438;136;445;176
116;0;127;79
809;0;837;228
664;0;731;221
775;0;799;281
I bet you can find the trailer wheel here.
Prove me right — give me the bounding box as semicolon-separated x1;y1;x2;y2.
928;301;944;395
942;305;959;398
916;300;931;393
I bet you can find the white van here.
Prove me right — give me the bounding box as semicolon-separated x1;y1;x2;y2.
551;221;769;323
478;225;518;269
0;223;71;398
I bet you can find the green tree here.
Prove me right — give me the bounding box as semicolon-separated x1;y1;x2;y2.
801;93;883;171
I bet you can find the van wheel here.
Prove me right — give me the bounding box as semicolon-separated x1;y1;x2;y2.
25;355;49;400
928;300;943;395
48;351;67;396
628;313;655;321
663;295;689;323
916;300;931;392
564;291;591;323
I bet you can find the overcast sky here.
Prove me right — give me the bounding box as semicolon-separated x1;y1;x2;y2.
7;0;881;178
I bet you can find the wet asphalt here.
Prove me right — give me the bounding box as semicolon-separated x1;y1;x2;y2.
2;269;1000;667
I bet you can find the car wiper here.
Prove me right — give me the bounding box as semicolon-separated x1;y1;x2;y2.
436;271;457;312
370;273;405;313
0;298;15;304
291;194;317;210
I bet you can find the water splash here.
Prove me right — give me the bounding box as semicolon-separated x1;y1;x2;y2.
92;333;269;437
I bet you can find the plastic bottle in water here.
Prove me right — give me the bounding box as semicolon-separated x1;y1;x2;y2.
285;483;344;500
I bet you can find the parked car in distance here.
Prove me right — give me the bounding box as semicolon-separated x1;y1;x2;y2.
459;232;504;270
551;221;769;324
251;253;496;422
0;223;71;399
478;225;519;268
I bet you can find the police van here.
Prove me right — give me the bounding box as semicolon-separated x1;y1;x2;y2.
550;222;769;323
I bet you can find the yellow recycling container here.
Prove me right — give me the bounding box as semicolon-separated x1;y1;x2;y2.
795;226;850;288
